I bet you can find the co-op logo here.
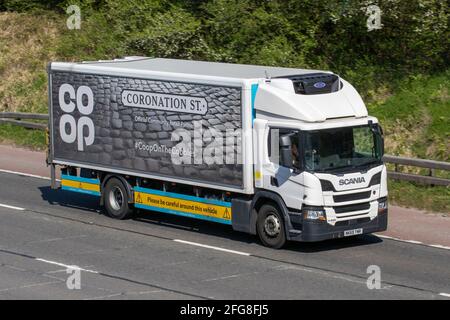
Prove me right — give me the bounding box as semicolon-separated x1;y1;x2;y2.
339;177;366;186
58;84;95;151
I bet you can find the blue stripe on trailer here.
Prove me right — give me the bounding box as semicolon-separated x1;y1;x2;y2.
61;174;100;184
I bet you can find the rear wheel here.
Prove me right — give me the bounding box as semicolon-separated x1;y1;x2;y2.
103;177;133;219
257;204;286;249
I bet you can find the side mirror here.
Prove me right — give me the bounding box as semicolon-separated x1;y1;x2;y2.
280;134;293;168
379;126;385;156
372;123;384;157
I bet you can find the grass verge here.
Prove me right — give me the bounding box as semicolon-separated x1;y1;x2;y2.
388;180;449;214
0;124;46;150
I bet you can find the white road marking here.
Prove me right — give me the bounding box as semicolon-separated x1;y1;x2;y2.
173;239;250;256
0;203;25;211
2;264;27;272
403;240;423;244
203;274;241;282
0;281;62;293
35;258;98;274
0;168;55;181
45;268;73;274
429;244;450;250
86;293;123;300
28;235;88;244
87;289;163;300
375;234;450;250
2;168;449;253
127;290;163;295
439;293;450;298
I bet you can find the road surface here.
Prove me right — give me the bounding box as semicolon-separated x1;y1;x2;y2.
2;144;449;248
0;171;449;299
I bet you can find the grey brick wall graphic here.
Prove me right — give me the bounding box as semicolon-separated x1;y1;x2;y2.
51;72;243;187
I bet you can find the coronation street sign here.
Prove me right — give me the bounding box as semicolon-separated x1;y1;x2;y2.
121;89;208;115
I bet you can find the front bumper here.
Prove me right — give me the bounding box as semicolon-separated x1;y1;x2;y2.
288;211;388;242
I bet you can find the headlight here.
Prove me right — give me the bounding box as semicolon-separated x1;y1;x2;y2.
378;199;388;213
302;208;326;221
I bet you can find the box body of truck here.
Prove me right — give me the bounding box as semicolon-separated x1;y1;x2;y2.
47;57;388;248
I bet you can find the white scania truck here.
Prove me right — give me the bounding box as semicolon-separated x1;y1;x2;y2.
47;57;388;248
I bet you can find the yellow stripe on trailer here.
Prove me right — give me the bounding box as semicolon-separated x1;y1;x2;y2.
61;179;100;192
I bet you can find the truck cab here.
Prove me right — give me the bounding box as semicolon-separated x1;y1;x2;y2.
251;72;388;247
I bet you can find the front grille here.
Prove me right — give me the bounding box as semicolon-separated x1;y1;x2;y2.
333;191;371;203
334;202;370;214
357;217;371;224
335;217;371;227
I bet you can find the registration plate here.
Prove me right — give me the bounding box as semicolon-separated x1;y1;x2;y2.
344;228;363;237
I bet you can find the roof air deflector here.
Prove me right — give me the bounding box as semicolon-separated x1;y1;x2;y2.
275;73;342;95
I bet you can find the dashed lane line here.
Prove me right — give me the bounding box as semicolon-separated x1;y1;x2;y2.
0;248;210;299
1;168;449;252
173;239;251;256
0;203;25;211
35;258;99;274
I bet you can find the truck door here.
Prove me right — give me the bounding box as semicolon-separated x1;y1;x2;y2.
262;127;304;210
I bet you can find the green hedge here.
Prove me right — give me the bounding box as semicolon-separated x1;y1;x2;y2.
0;0;65;12
3;0;449;99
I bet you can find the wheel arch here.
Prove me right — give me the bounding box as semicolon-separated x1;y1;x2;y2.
100;174;134;206
249;190;293;238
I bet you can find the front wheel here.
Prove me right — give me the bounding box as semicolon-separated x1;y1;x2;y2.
103;177;134;220
257;204;286;249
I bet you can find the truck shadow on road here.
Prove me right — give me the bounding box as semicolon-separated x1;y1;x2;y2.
39;186;383;253
133;210;383;253
39;186;101;213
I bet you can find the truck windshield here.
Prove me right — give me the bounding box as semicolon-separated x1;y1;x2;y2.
303;125;383;173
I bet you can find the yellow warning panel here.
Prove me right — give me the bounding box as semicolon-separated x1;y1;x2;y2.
134;187;232;225
60;174;100;196
61;178;100;195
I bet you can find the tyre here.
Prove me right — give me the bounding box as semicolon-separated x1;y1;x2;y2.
256;204;286;249
103;177;134;220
